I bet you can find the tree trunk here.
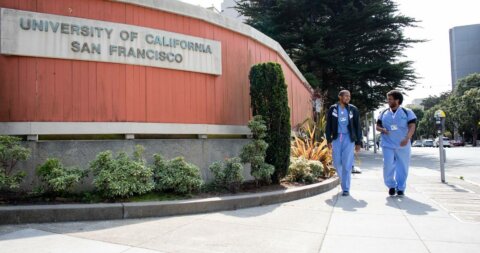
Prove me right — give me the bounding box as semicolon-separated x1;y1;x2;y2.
473;126;478;147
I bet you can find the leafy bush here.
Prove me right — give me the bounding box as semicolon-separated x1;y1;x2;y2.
209;157;244;193
249;62;291;182
36;158;87;196
307;160;324;178
90;145;154;199
251;163;275;185
240;116;275;185
287;157;323;184
152;155;203;194
287;157;314;183
0;136;30;190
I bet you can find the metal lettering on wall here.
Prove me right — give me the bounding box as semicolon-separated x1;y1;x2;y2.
0;8;222;75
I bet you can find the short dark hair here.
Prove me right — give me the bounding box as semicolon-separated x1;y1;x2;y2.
338;90;350;97
387;90;403;105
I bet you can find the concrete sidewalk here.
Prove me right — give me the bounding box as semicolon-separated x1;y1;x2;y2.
1;151;479;253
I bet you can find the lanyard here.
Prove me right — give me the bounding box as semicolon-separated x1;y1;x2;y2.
338;104;348;115
390;107;400;119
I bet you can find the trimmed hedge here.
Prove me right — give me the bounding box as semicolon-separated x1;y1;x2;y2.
249;62;291;182
240;116;274;185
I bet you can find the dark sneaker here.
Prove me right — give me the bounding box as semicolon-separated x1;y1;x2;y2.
397;190;405;197
342;191;350;196
388;188;396;196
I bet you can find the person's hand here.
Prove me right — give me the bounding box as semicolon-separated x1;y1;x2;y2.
328;143;332;149
355;145;361;152
400;138;409;147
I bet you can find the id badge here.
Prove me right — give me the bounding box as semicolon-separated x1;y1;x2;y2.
391;125;398;131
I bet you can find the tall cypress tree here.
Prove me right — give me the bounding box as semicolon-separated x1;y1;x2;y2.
237;0;422;115
249;63;291;182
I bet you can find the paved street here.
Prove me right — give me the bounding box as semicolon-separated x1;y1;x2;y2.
1;149;480;253
409;147;480;186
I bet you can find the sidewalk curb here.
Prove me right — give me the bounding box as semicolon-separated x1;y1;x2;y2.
0;177;339;224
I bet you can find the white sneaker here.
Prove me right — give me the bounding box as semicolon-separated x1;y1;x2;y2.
352;166;362;174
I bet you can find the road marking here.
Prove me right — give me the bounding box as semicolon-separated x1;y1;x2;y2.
413;182;480;223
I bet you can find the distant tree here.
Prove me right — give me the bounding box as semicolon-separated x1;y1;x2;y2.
406;106;424;123
421;91;451;111
448;88;480;146
455;73;480;96
417;102;455;140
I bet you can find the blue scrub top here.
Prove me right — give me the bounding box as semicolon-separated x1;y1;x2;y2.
337;105;349;134
378;107;417;149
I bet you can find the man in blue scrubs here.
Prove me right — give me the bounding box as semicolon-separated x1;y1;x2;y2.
326;90;362;196
376;90;417;197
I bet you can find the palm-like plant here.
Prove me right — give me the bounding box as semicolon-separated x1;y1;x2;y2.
291;122;335;178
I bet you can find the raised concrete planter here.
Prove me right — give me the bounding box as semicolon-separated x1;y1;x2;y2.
0;203;124;225
0;177;339;225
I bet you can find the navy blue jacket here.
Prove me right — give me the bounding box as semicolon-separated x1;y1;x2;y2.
326;103;362;145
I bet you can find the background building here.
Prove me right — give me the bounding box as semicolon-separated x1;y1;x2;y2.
449;24;480;89
406;98;425;110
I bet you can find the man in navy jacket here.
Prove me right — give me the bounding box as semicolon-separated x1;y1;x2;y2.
326;90;363;196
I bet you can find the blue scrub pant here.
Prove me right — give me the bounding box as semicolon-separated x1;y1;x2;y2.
332;133;355;192
382;146;411;191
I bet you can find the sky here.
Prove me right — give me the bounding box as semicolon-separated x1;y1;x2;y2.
179;0;480;104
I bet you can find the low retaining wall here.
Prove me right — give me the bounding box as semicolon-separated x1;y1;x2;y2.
16;138;252;191
0;177;339;224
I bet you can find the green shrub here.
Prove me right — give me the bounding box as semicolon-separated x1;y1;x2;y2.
252;163;275;184
0;136;30;190
307;160;324;178
287;157;323;184
36;158;87;196
152;154;167;191
249;62;291;182
240;116;275;185
287;157;313;183
152;155;203;194
90;145;154;199
209;157;244;193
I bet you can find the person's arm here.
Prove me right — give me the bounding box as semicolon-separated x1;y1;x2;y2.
400;123;416;147
376;117;388;135
376;124;388;134
400;110;417;147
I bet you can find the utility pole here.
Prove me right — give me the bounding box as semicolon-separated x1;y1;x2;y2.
372;112;377;153
365;116;369;151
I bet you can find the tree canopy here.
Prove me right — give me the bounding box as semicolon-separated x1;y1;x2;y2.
421;92;451;111
448;88;480;145
455;73;480;96
415;74;480;145
236;0;422;115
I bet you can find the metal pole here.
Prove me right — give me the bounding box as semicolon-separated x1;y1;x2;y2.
365;116;369;151
439;118;446;183
372;112;377;153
